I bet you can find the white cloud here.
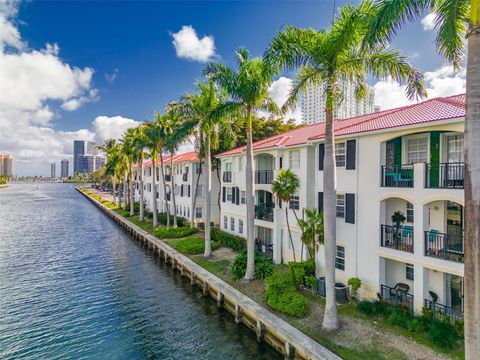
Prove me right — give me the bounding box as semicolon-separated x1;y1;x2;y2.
92;115;141;144
421;12;436;31
373;65;465;110
257;76;302;122
171;25;216;62
105;68;118;83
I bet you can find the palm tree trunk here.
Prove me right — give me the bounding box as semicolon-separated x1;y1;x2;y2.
322;105;339;330
170;155;177;228
112;176;117;206
129;167;135;216
139;154;145;221
123;172;128;210
216;167;221;211
191;162;202;228
285;206;296;262
159;156;170;227
245;105;255;280
151;156;158;228
464;24;480;360
204;140;212;257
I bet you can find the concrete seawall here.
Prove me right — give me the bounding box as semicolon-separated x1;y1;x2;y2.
77;188;341;360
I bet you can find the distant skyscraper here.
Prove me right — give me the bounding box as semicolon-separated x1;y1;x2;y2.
73;140;85;174
87;141;97;156
61;159;69;178
301;79;376;124
51;163;56;177
73;140;105;174
77;155;105;174
0;154;14;177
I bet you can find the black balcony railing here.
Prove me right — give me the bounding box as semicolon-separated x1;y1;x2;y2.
425;162;464;189
381;284;414;312
381;165;414;188
222;171;232;183
182;173;188;182
255;170;274;184
165;174;171;182
424;229;464;263
254;204;274;222
380;224;414;253
424;299;463;324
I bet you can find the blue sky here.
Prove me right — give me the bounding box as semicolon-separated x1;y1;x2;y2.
0;1;465;175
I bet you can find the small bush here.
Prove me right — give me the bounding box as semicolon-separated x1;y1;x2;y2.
167;237;219;254
288;259;315;288
158;212;188;227
357;300;391;316
211;228;246;252
305;275;317;293
231;251;273;280
154;226;198;239
347;277;362;298
264;271;309;317
427;320;459;349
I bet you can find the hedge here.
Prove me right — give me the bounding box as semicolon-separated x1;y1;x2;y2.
166;237;220;254
264;270;308;318
231;251;273;280
153;226;198;239
145;211;188;227
211;228;246;252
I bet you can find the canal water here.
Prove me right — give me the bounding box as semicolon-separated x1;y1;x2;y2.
0;184;281;360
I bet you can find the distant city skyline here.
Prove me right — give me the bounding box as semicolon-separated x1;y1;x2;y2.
0;154;14;178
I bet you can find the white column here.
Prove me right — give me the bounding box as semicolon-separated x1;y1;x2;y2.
413;186;427;313
413;265;427;313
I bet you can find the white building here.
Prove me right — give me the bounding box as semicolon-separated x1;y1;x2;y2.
218;94;465;321
301;79;375;124
134;151;220;228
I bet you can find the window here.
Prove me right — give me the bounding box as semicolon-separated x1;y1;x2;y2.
406;136;428;164
230;217;235;231
335;143;346;167
225;162;232;171
336;194;345;218
289;193;300;210
185;166;189;174
406;263;414;281
187;207;190;218
241;190;246;204
224;216;228;229
238;157;243;172
226;187;233;202
406;202;414;223
195;207;203;219
289;150;300;169
239;220;244;234
335;246;345;271
196;185;204;197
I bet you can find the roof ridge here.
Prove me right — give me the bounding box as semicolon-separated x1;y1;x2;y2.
436;94;465;108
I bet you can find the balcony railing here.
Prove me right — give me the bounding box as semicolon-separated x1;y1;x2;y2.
380;224;414;253
381;165;414;188
164;174;171;182
255;170;274;184
424;299;463;324
424;230;464;263
425;162;464;189
182;173;188;182
380;284;414;312
254;204;274;222
222;171;232;183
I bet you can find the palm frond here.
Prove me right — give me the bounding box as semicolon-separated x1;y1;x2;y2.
283;66;325;111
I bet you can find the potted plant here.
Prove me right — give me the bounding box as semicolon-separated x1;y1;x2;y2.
391;211;406;242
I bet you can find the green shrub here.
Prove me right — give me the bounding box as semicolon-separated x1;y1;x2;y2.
154;226;198;239
357;300;392;316
305;275;317;293
230;251;273;280
288;259;315;287
167;237;219;254
211;228;246;252
157;212;188;227
454;319;464;338
347;277;362;298
427;320;459;349
264;271;309;317
387;308;411;328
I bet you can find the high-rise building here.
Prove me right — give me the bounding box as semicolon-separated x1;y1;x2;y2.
87;141;97;156
51;163;56;178
77;155;105;174
0;154;14;177
301;79;376;124
73;140;85;174
61;159;69;178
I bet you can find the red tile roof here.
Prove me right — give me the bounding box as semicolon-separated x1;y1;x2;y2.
217;94;465;157
134;151;199;168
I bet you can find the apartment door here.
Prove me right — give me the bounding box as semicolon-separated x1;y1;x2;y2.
445;273;464;314
445;134;464;186
446;201;463;252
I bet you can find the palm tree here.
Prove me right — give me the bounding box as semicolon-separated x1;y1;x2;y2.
205;47;281;278
265;1;426;330
122;128;138;216
365;1;479;355
298;209;324;262
131;124;148;222
97;138;119;205
173;80;232;257
272;169;300;262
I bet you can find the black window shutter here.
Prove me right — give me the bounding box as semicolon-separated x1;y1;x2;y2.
345;193;355;224
222;187;226;202
231;187;236;204
188;185;191;197
318;144;325;170
235;187;240;205
346;140;357;170
181;185;184;197
279;157;283;169
318;192;324;213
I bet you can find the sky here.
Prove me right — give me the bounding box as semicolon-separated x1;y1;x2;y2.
0;0;467;176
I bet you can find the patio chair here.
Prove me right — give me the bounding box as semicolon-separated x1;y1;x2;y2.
429;291;439;303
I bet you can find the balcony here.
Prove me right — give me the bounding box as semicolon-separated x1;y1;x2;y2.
425;162;464;189
255;170;273;184
380;224;414;253
182;173;188;182
381;165;414;188
254;204;274;222
380;284;414;312
165;174;171;182
424;229;464;263
424;299;463;324
222;171;232;183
